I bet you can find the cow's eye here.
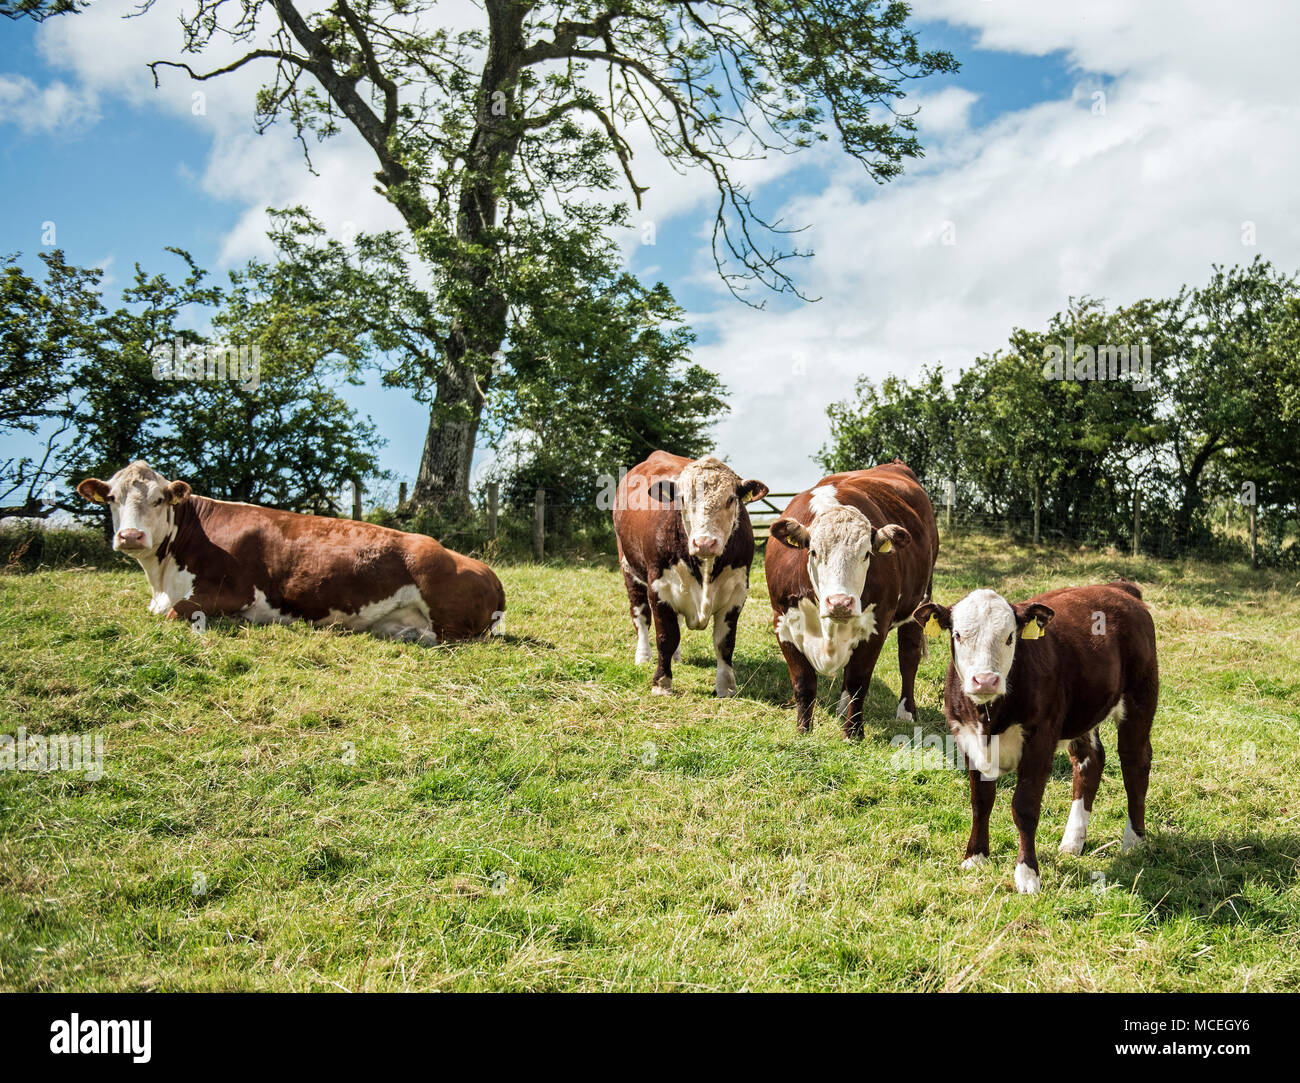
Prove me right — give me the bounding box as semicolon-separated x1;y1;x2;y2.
105;495;116;504
152;497;164;507
809;549;817;559
1006;633;1013;646
726;496;735;507
953;632;962;643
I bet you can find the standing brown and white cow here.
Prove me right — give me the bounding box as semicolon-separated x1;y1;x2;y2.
77;460;505;642
912;581;1158;893
765;460;938;737
613;451;768;696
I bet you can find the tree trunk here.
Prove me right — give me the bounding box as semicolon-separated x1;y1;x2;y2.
410;0;523;508
1174;434;1222;541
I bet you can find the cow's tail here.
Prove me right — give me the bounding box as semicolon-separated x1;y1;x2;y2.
1110;577;1143;600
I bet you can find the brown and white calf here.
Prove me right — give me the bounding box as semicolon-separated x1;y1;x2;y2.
613;451;768;695
913;581;1158;894
765;461;938;738
77;461;505;642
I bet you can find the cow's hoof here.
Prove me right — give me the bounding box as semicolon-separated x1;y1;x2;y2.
961;854;988;870
1058;834;1086;856
1121;819;1143;853
1014;863;1041;894
634;650;652;665
714;685;737;699
895;699;914;722
651;681;673;696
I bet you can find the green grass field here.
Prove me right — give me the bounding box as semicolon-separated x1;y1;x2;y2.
2;536;1298;991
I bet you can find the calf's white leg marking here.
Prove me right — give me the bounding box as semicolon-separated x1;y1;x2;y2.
961;854;987;869
633;605;652;664
1014;863;1041;894
895;698;913;722
1121;818;1143;853
1059;798;1090;855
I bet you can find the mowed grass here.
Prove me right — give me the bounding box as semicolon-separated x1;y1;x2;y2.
2;536;1299;991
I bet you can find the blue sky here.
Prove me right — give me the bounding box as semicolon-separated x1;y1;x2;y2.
4;2;1299;496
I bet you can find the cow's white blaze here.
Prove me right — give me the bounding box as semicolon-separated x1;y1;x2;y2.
948;588;1020;704
97;462;180;554
777;596;877;677
672;456;748;557
802;496;876;620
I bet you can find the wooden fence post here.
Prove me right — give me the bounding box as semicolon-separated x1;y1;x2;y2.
1032;479;1041;545
488;482;499;540
1249;501;1258;568
945;479;955;534
398;481;408;507
534;487;545;561
351;480;362;520
1132;488;1141;557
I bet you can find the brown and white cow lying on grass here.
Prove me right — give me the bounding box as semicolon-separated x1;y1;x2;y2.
613;451;768;696
77;460;505;643
913;580;1158;894
765;460;938;738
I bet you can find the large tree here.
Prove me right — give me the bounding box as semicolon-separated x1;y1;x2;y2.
138;0;956;506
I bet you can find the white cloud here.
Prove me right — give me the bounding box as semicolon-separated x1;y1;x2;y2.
0;73;98;133
693;1;1300;491
911;86;979;137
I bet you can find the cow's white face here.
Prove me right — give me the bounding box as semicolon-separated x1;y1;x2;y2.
77;461;191;557
649;456;767;559
914;590;1054;705
771;487;910;621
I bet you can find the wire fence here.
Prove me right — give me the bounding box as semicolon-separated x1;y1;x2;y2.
4;484;1293;570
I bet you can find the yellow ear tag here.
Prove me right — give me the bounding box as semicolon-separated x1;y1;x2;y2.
923;614;942;637
877;539;892;553
1020;621;1043;640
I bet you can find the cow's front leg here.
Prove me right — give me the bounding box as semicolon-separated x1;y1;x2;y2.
895;617;924;721
1010;737;1054;893
840;633;886;740
712;605;740;698
777;635;818;733
963;771;997;868
649;596;682;695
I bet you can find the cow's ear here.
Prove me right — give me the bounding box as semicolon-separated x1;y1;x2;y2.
647;479;678;506
736;479;769;503
1015;602;1054;640
770;518;810;550
873;524;911;554
77;478;111;504
166;480;192;505
913;602;951;637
